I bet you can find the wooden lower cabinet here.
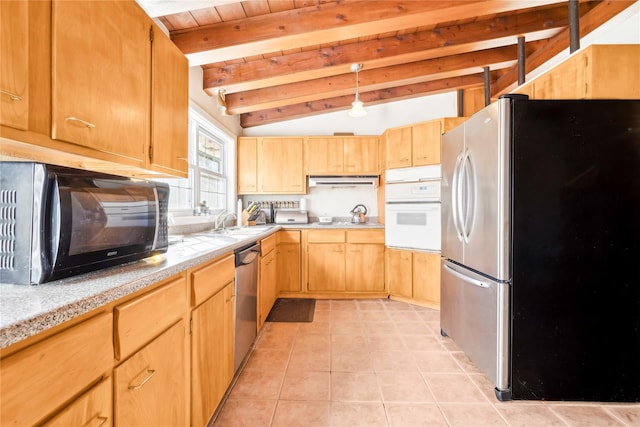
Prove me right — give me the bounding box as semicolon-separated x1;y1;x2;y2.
346;243;385;292
412;252;441;306
259;248;277;328
387;248;413;298
44;377;112;427
308;242;346;291
387;248;441;308
0;313;113;426
305;229;385;294
114;319;187;426
191;282;235;426
277;230;301;293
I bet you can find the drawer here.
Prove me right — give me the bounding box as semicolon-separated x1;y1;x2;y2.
190;253;235;307
114;273;187;361
346;229;385;244
44;377;112;427
0;313;113;427
307;229;346;243
261;233;276;255
277;229;301;243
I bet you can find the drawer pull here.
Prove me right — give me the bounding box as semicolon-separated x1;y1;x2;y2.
176;157;188;162
65;116;96;128
0;89;22;101
128;368;156;390
83;415;109;427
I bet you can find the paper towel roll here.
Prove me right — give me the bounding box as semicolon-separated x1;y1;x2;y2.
300;198;307;212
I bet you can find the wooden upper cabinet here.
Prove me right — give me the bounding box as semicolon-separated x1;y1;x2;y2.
149;22;188;177
0;1;29;130
259;137;305;194
412;121;442;166
343;136;379;174
51;0;149;166
386;126;412;169
306;136;379;175
386;119;465;169
306;137;344;174
237;137;259;194
513;45;640;100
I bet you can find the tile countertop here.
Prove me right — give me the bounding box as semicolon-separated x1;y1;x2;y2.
0;222;384;349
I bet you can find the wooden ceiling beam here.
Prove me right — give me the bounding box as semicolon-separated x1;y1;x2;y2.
491;0;637;95
240;74;488;128
171;0;567;65
203;2;597;93
225;43;548;114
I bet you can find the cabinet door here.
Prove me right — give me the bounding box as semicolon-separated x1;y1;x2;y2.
346;243;385;292
413;252;441;306
277;242;301;293
387;248;413;298
0;313;113;427
51;1;149;165
306;137;343;174
343;136;379;174
260;137;305;193
386;126;412;169
44;377;112;427
0;1;28;130
259;250;277;327
191;283;234;426
238;137;258;193
308;243;346;291
412;121;442;166
149;22;188;176
115;320;187;427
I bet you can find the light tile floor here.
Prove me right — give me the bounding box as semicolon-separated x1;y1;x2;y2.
212;299;640;427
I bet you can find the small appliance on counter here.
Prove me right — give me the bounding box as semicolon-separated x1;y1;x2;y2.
274;210;309;224
0;162;169;285
349;204;367;224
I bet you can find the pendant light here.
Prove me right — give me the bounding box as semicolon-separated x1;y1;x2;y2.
348;63;367;118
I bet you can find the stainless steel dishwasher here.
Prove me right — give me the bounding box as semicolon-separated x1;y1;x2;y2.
233;241;260;372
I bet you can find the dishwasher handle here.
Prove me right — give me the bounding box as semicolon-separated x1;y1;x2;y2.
234;242;261;267
237;251;259;266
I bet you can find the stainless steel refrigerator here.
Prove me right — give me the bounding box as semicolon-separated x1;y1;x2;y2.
440;94;640;402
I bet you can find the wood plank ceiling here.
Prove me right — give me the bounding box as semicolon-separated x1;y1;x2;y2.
146;0;636;128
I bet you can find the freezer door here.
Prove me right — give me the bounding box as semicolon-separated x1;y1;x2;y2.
461;99;511;281
440;260;510;392
441;123;464;263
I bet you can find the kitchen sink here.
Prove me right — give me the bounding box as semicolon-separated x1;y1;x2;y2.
214;226;274;236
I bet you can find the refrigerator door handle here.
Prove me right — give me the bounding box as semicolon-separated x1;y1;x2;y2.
462;149;476;243
452;151;465;241
444;264;490;288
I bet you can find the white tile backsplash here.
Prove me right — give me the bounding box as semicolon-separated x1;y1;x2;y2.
243;185;378;219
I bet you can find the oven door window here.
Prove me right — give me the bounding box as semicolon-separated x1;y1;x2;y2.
385;203;441;251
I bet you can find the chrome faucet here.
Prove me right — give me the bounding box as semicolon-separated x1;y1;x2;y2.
214;210;237;230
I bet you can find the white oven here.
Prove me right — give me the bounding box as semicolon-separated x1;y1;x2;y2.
385;165;441;252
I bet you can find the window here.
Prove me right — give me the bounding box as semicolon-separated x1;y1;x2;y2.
156;107;234;216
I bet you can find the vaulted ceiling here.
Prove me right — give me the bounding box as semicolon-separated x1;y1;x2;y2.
140;0;636;128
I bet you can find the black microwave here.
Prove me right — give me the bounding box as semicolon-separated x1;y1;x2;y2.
0;162;169;285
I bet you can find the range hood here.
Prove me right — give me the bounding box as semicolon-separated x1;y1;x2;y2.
308;175;379;188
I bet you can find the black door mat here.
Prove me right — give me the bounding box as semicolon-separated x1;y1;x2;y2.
266;298;315;323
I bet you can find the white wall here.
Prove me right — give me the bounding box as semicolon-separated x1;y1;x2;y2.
242;92;458;137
